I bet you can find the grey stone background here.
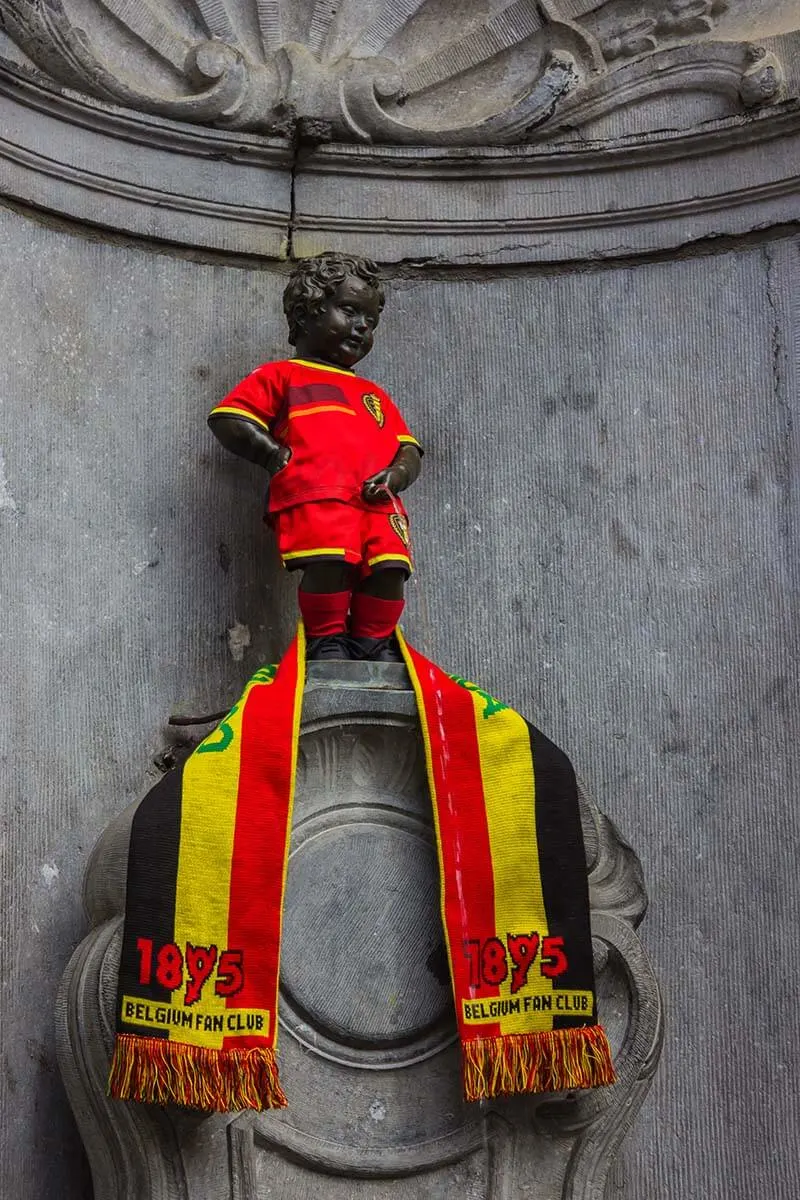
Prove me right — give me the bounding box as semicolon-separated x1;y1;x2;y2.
0;202;797;1198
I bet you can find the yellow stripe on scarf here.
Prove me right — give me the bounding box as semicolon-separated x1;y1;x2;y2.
273;627;306;1050
171;679;260;1048
473;697;555;1034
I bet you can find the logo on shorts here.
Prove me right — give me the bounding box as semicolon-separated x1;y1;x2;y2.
389;514;410;546
362;393;384;427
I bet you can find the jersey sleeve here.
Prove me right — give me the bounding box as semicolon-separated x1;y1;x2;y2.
208;362;284;434
382;390;422;454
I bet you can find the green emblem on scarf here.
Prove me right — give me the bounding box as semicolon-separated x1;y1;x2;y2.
449;675;508;720
250;664;278;684
196;667;277;756
197;703;240;754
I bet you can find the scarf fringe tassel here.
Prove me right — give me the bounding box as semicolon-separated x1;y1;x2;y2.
463;1024;616;1102
108;1033;288;1113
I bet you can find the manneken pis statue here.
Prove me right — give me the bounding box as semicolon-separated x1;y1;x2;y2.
208;252;422;661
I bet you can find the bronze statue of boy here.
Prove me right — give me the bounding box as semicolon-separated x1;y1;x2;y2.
208;252;422;661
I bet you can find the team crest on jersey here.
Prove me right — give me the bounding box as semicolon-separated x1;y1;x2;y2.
389;514;410;546
362;393;384;427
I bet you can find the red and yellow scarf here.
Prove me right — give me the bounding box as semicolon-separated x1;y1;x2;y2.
109;629;614;1111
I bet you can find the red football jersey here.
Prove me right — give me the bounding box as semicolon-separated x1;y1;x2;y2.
209;358;421;513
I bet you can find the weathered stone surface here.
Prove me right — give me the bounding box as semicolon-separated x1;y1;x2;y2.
290;109;800;264
55;670;661;1199
0;62;293;255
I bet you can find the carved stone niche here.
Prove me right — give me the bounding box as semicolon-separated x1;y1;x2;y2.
55;663;663;1200
0;0;791;144
1;0;799;264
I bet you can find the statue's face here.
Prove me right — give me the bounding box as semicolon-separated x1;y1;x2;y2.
297;276;381;368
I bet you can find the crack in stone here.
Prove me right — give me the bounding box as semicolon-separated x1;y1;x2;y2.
762;241;793;565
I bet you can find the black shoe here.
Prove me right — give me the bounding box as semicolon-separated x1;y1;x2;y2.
306;634;353;661
349;634;404;663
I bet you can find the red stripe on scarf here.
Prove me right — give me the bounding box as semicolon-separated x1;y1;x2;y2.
403;648;502;1038
223;639;301;1050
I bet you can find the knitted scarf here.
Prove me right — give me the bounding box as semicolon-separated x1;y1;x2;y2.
109;628;615;1111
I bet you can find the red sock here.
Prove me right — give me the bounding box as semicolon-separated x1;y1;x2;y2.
298;589;351;638
350;593;405;639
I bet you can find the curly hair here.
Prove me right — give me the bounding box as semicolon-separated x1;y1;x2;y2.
282;252;385;345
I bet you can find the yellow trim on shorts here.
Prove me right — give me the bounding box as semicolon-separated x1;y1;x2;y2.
282;548;348;560
397;435;421;446
367;553;412;568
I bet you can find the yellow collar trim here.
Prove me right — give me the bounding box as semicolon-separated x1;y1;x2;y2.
290;357;356;377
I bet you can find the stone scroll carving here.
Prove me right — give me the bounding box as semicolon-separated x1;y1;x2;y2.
56;663;663;1200
0;0;787;145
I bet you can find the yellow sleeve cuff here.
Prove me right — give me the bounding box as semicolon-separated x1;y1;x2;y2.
208;406;271;433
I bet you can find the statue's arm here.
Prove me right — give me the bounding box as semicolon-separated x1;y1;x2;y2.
208;414;290;475
363;444;422;503
390;443;422;491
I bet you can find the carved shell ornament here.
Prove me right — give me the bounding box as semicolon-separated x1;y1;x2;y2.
0;0;787;144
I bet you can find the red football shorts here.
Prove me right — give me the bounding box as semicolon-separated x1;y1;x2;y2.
273;500;413;577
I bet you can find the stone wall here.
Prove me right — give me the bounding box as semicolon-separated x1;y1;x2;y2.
1;7;799;1193
0;195;797;1196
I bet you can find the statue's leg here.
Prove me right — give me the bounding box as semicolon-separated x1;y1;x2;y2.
297;561;357;660
350;567;406;661
356;566;405;600
299;562;355;594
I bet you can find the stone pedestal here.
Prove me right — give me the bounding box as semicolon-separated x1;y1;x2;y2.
56;664;662;1200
